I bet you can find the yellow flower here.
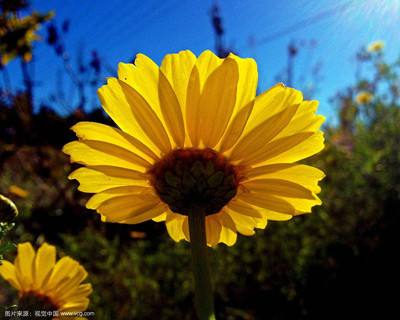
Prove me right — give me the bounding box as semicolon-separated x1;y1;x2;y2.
356;91;373;104
0;11;53;65
63;50;325;247
0;242;92;317
8;185;30;198
367;40;384;52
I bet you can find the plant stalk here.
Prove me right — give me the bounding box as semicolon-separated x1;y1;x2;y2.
188;204;216;320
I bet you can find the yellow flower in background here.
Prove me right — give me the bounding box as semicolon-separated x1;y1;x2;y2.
63;50;325;247
356;91;373;104
0;11;53;65
8;185;30;198
130;231;147;239
367;40;384;53
0;242;92;317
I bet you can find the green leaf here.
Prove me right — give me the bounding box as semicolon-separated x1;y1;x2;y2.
0;241;17;254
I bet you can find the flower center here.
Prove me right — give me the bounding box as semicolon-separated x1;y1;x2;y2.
148;148;241;216
19;291;59;319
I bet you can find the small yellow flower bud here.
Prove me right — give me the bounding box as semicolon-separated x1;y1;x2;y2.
367;41;384;52
0;194;18;223
356;91;373;104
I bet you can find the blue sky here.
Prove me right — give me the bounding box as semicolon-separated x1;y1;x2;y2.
3;0;400;124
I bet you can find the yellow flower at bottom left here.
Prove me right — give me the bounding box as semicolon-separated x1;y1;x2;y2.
0;242;92;318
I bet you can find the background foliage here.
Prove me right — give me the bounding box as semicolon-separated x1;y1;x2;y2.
1;2;399;319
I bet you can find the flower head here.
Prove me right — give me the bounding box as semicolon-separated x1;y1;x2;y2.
356;91;373;104
63;50;325;247
367;40;385;53
0;242;92;316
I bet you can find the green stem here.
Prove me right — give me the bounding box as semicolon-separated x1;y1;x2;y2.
188;205;216;320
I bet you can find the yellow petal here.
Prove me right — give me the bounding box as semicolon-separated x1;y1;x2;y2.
239;99;325;166
71;121;159;162
273;100;325;140
227;85;302;159
118;55;159;99
218;211;237;246
14;242;36;292
52;265;87;302
227;199;269;232
186;50;224;147
226;199;263;218
246;163;325;194
279;196;321;214
97;194;158;215
61;283;92;302
229;102;299;161
158;70;186;147
243;179;321;213
243;179;318;200
43;257;80;292
97;195;164;223
198;57;239;148
69;166;148;193
33;243;56;290
118;55;160;109
239;84;302;138
241;130;324;166
98;78;161;156
205;214;222;247
218;54;258;152
0;260;22;291
120;204;167;224
119;55;187;148
165;211;186;242
152;212;167;222
118;79;172;154
235;226;256;236
255;206;294;221
255;217;268;229
190;50;224;91
42;257;87;303
236;192;295;218
217;100;254;153
160;50;197;145
185;65;201;147
161;50;197;109
63;140;151;171
120;55;186;147
86;186;154;209
228;53;258;114
58;298;90;312
182;217;190;241
226;209;258;235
